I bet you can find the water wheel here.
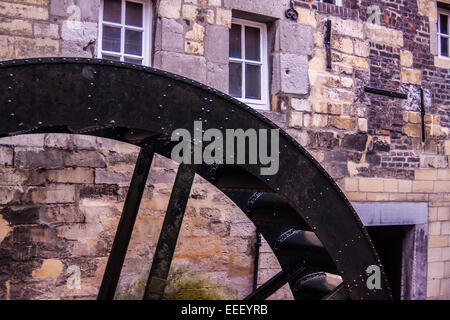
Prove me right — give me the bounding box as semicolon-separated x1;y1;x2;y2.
0;58;392;300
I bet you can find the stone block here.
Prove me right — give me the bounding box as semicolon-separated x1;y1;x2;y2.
50;0;100;22
272;53;309;95
438;207;450;221
61;20;97;42
344;178;358;192
441;278;450;297
73;135;97;150
442;140;450;156
415;169;438;181
224;0;290;20
216;8;231;28
443;247;450;260
417;0;438;21
32;259;63;279
291;99;311;112
30;184;76;204
44;133;73;149
47;167;94;184
186;23;205;41
14;36;60;58
403;123;422;138
182;4;198;20
274;20;313;56
359;178;384;192
65;150;106;168
288;111;303;128
420;155;448;169
154;18;184;53
296;7;317;28
185;40;204;55
94;168;131;186
206;62;228;92
209;0;221;6
353;40;369;57
158;0;181;19
0;18;32;36
345;192;367;201
429;222;441;236
428;262;444;279
0;146;13;166
400;50;413;67
427;279;440;297
338;53;369;70
401;68;422;85
383;180;398;193
435;181;450;193
205;25;229;64
428;247;442;262
15;148;66;169
434;56;450;69
331;36;353;54
0;2;48;20
33;22;59;39
442;221;450;235
363;23;404;47
0;35;14;59
357;118;367;132
154;51;207;84
412;180;434;193
328;116;356;131
330;16;364;39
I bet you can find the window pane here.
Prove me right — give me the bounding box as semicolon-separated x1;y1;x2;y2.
104;0;121;23
440;14;448;35
125;29;142;55
245;26;260;61
124;57;143;64
102;26;121;52
229;62;242;98
245;64;261;100
126;1;143;27
229;24;241;58
102;54;120;61
441;36;449;57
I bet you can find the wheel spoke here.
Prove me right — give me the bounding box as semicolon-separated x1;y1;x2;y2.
244;266;306;300
143;164;196;300
97;146;155;300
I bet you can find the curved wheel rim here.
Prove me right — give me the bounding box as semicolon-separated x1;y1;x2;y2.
0;58;392;300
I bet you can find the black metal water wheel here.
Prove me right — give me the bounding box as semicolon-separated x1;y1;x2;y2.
0;58;392;300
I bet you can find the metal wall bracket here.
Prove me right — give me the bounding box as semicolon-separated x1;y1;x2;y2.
420;87;426;142
285;0;298;20
364;86;408;99
325;20;332;69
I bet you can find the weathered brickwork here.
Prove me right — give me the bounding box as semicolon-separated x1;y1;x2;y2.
0;134;259;299
0;0;449;299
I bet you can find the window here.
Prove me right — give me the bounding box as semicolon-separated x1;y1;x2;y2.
98;0;152;65
318;0;343;6
438;9;449;57
229;19;269;110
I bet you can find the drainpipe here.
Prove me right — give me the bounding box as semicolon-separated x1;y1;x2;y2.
253;230;262;291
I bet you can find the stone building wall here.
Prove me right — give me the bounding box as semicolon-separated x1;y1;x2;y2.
0;0;449;299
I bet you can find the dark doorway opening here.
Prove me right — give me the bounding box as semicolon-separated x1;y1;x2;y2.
367;225;411;300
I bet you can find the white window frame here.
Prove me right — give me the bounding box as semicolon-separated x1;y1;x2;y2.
98;0;152;66
318;0;343;6
438;8;450;58
229;18;269;110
